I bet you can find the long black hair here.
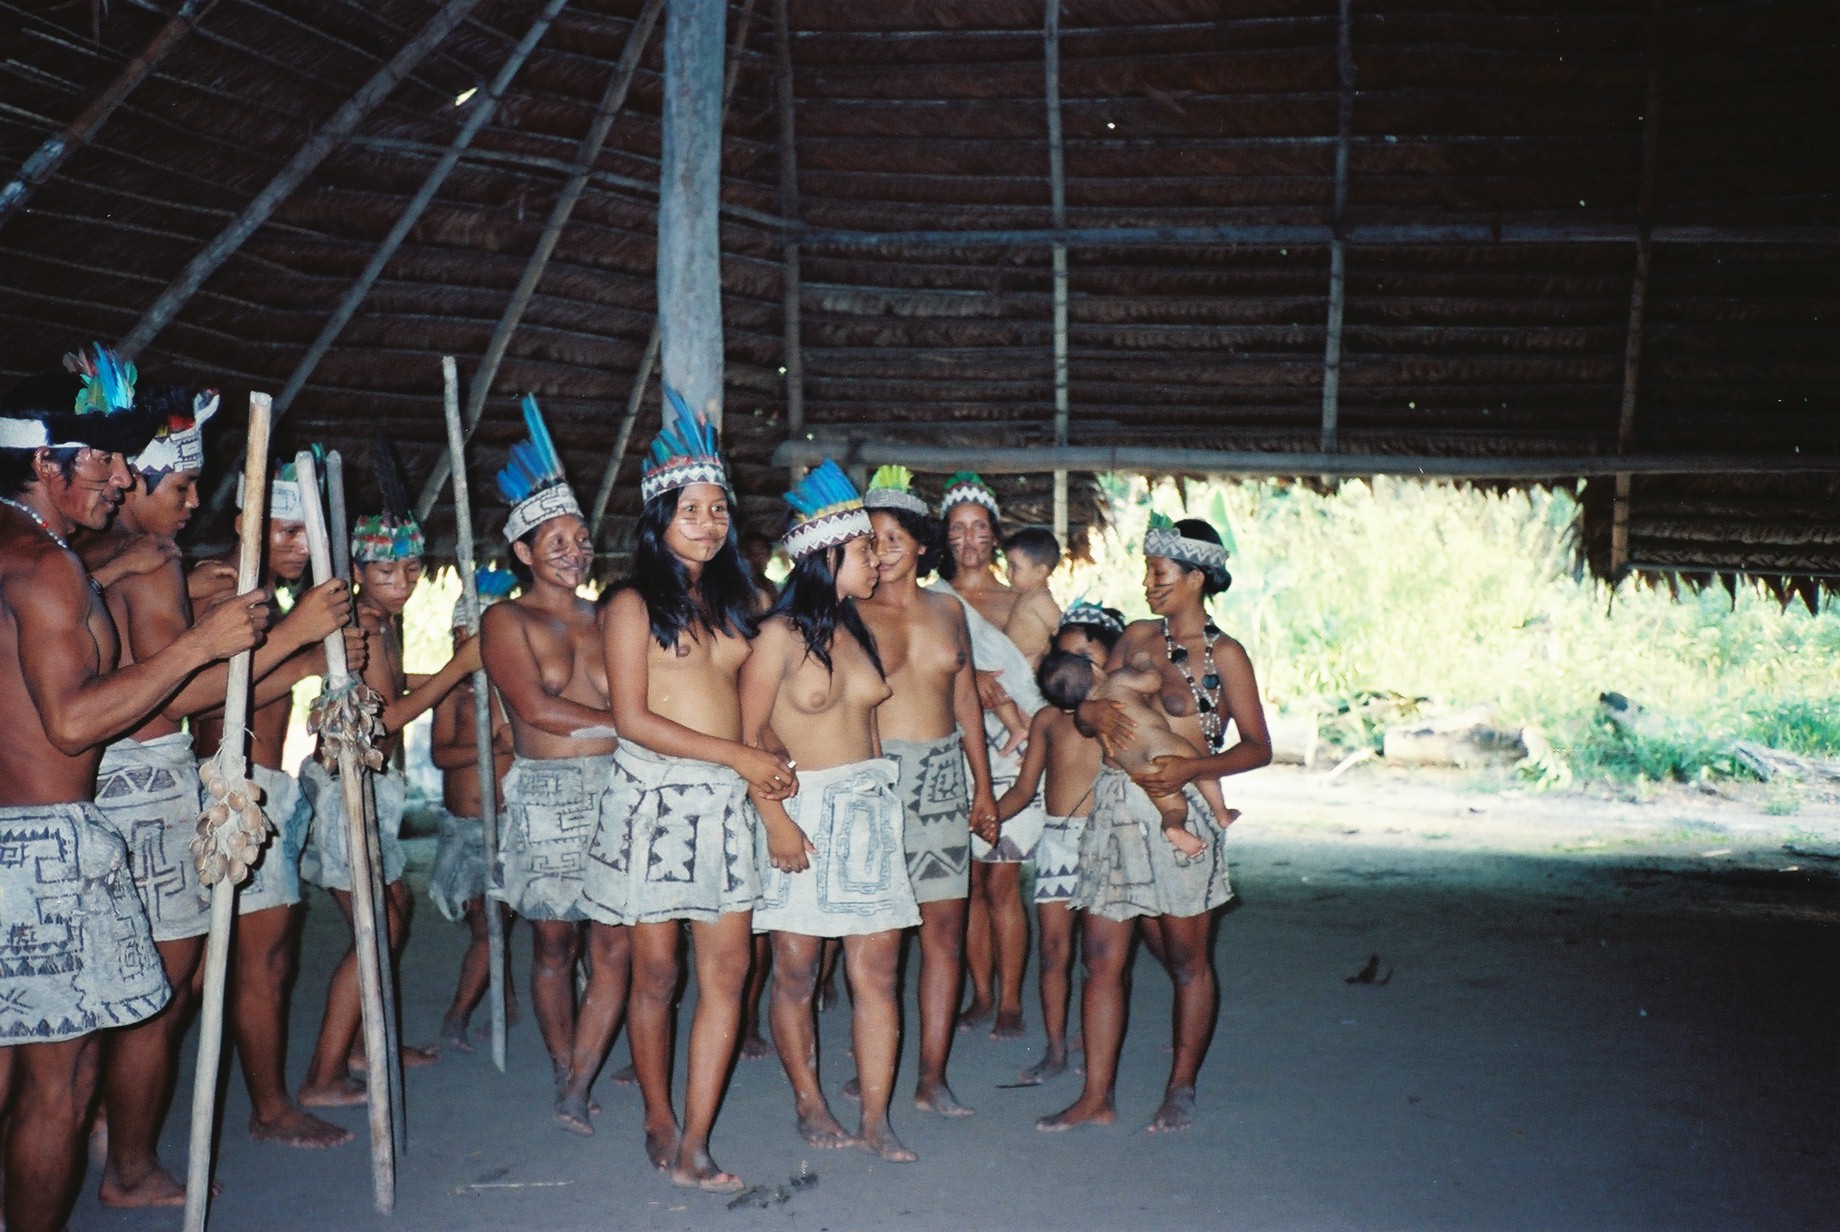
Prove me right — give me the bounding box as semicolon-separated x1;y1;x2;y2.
618;486;759;649
1172;518;1232;597
769;541;884;677
935;501;1000;583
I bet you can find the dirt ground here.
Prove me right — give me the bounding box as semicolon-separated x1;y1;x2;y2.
69;765;1839;1231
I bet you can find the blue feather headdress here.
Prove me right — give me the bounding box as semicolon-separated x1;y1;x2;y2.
0;341;157;454
452;564;518;628
640;384;729;504
498;394;582;542
781;459;871;561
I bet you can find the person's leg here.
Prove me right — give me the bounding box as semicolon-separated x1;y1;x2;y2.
815;936;843;1012
985;861;1029;1037
843;931;915;1162
6;1037;102;1232
234;903;351;1145
914;896;973;1115
960;864;995;1030
740;933;772;1058
440;898;491;1050
98;935;204;1205
671;912;751;1191
299;890;364;1106
1037;913;1135;1130
348;884;437;1071
627;920;683;1168
767;931;852;1147
528;919;583;1076
1021;902;1076;1084
1148;912;1217;1132
557;920;630;1134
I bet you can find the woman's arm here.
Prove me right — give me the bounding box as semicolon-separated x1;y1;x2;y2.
1135;637;1272;796
950;608;1000;843
374;635;479;736
736;618;813;870
480;604;615;737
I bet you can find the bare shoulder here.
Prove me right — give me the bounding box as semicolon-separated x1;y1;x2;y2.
1021;587;1061;623
605;585;647;622
1213;631;1254;668
111;551;184;606
925;589;968;629
3;535;89;611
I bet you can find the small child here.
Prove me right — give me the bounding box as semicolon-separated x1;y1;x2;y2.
1037;650;1234;858
979;526;1065;756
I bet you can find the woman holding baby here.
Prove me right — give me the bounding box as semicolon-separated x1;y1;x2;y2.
1037;516;1271;1135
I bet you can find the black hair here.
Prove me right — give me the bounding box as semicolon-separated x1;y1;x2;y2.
507;526;538;588
934;500;1001;583
617;486;759;650
1170;518;1232;597
0;447;77;498
1038;649;1098;713
874;505;945;578
1004;525;1062;573
1058;604;1127;653
739;529;773;550
769;542;884;677
1;371;161;459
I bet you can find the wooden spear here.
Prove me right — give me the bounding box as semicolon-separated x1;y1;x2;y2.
181;391;270;1232
295;451;397;1213
441;356;508;1071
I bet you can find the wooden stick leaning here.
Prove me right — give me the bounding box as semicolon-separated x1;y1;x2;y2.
442;355;507;1071
327;449;351;583
295;451;397;1213
181;392;271;1232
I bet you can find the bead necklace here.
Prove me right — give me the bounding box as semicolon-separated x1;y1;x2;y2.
0;495;70;551
1162;615;1225;753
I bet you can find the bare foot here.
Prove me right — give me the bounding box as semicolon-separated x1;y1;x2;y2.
349;1043;440;1075
249;1105;355;1148
855;1124;917;1163
610;1062;639;1087
1035;1098;1116;1132
298;1076;368;1108
671;1147;743;1194
990;1010;1025;1040
740;1031;773;1060
1147;1085;1196;1133
1015;1051;1068;1086
796;1102;855;1149
440;1014;474;1053
99;1163;216;1208
840;1076;861;1102
914;1080;973;1117
644;1122;681;1171
1163;825;1206;859
554;1086;594;1137
957;998;994;1033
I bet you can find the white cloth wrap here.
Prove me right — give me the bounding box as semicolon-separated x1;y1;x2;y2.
883;732;971;904
1072;767;1232;922
494;752;613;922
754;757;919;937
93;732;212;941
428;807;487;924
1033;812;1087;904
0;803;172;1041
299;761;407;891
237;762;307;913
578;743;760;925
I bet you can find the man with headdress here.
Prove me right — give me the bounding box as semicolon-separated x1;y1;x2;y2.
78;386;359;1200
0;345;268;1232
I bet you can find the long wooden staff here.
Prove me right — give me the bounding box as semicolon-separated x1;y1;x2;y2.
182;392;270;1232
296;451;397;1213
442;355;507;1071
327;449;350;582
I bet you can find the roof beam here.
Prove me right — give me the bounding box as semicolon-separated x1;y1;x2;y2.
414;0;663;522
795;222;1840;249
1319;0;1353;454
0;0;219;230
118;0;481;361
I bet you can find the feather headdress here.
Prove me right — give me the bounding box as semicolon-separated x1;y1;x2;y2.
781;460;871;560
1143;512;1230;584
452;564;517;628
862;463;929;516
0;342;157;454
497;394;582;542
939;470;1000;519
130;385;218;478
640;384;729;504
1058;598;1125;638
236;446;322;524
352;430;425;562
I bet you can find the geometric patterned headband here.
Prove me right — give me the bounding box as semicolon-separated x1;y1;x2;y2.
1143;514;1228;578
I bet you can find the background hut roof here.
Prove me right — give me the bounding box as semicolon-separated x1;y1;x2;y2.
0;0;1835;587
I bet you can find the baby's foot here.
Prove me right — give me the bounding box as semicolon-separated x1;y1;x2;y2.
998;727;1028;758
1163;824;1205;859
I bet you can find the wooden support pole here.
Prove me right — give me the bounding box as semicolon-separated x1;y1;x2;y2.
415;0;663;521
658;0;728;429
772;0;805;479
1320;0;1354;454
296;452;397;1213
1044;0;1069;540
442;356;507;1071
0;0;217;229
119;0;481;361
326;449;350;582
180;389;268;1232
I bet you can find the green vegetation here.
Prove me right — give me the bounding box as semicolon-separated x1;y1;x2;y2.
1056;476;1840;788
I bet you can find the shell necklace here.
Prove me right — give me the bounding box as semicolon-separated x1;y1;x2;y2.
0;495;71;551
1162;616;1225;753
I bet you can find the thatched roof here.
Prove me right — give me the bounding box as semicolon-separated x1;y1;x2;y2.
1;0;1835;586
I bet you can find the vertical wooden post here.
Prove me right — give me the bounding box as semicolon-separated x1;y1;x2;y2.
659;0;727;429
326;450;350;582
181;390;268;1232
773;0;805;477
1044;0;1068;540
442;356;508;1071
1320;0;1353;454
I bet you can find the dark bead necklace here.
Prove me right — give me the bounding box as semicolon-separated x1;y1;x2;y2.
1162;616;1226;753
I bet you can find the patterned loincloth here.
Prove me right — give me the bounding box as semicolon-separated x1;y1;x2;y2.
495;752;613;922
755;758;919;938
972;713;1047;864
299;761;406;892
1033;813;1087;905
578;743;759;926
0;803;171;1042
1072;767;1232;922
237;762;308;915
883;732;970;904
93;732;211;941
428;807;486;924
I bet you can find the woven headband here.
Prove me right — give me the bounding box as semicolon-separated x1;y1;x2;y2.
1143;525;1229;578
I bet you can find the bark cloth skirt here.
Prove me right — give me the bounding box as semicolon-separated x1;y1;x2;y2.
754;757;920;938
300;761;407;891
882;732;971;905
494;752;613;923
1071;768;1232;922
93;731;211;942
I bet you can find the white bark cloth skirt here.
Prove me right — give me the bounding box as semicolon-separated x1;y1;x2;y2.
299;761;407;891
495;752;613;922
93;731;211;941
882;732;971;905
1071;768;1232;922
754;757;919;938
236;763;307;914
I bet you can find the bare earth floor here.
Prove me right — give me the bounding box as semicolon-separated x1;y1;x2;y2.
70;766;1839;1231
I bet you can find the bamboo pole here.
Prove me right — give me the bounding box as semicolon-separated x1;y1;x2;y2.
326;450;350;582
442;355;507;1071
295;451;396;1213
1043;0;1068;539
180;390;269;1232
1320;0;1353;454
